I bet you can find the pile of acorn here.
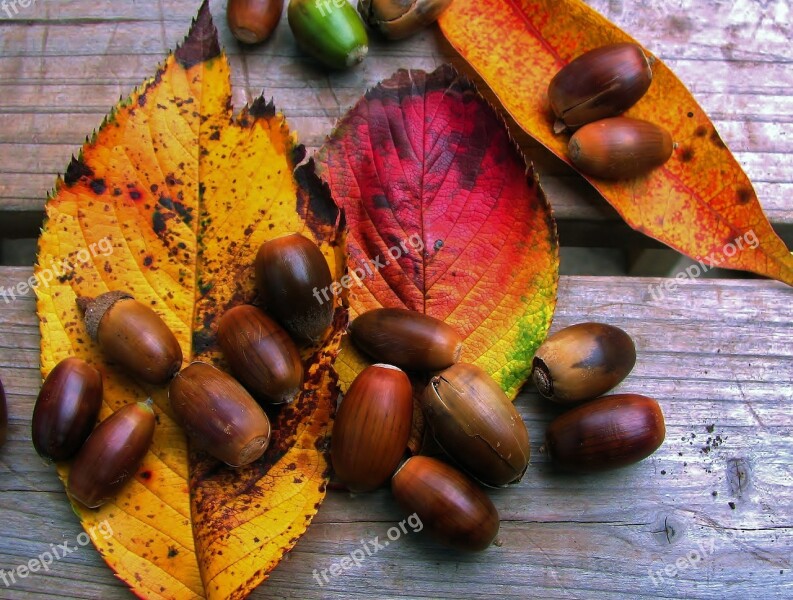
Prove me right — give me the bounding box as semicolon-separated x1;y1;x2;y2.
227;0;453;70
548;42;674;179
27;229;665;553
333;314;666;551
30;233;335;507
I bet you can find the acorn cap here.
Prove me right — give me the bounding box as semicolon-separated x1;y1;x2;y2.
77;291;134;342
359;0;453;40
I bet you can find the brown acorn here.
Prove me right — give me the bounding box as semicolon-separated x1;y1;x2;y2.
549;43;653;131
68;400;156;508
532;322;636;404
392;456;499;552
331;364;413;492
77;292;183;385
255;233;334;343
422;363;529;487
228;0;283;44
0;376;7;448
169;362;271;467
358;0;453;40
217;305;304;405
349;308;462;371
32;357;103;461
568;117;673;179
545;393;665;472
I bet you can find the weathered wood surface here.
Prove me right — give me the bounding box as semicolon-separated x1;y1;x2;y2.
0;268;791;599
1;1;792;599
0;0;791;246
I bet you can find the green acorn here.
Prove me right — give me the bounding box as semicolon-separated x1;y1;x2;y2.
288;0;369;70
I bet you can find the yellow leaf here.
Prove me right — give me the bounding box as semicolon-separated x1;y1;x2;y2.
35;3;346;598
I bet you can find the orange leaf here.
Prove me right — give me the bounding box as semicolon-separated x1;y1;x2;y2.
35;3;345;599
439;0;793;285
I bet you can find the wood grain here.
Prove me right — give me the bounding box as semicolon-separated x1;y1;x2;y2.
0;0;791;246
1;1;792;598
0;267;791;599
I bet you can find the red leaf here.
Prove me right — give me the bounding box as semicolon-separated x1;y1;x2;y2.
316;65;559;407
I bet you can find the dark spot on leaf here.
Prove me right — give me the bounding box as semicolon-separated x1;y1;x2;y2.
159;196;174;210
140;470;152;480
174;0;220;69
192;329;214;356
64;156;94;186
90;178;107;195
694;125;708;137
209;130;220;141
130;189;142;201
736;187;753;204
372;194;390;209
166;173;184;187
153;210;167;234
295;159;342;240
710;129;726;148
138;93;147;108
174;201;193;224
167;547;179;558
198;279;212;295
143;255;153;267
687;111;694;118
680;147;694;162
249;96;276;119
434;239;443;250
291;143;307;166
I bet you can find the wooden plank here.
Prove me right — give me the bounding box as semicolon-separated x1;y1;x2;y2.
0;267;791;598
0;0;791;246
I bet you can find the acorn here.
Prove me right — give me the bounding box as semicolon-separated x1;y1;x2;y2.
545;393;665;472
68;400;155;508
358;0;453;40
349;308;462;371
548;43;653;132
217;305;304;405
422;363;529;487
228;0;283;44
255;233;334;343
32;357;103;462
288;0;369;70
169;362;271;467
392;456;499;552
77;292;182;385
331;364;412;492
532;322;636;404
568;117;673;179
0;376;7;448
